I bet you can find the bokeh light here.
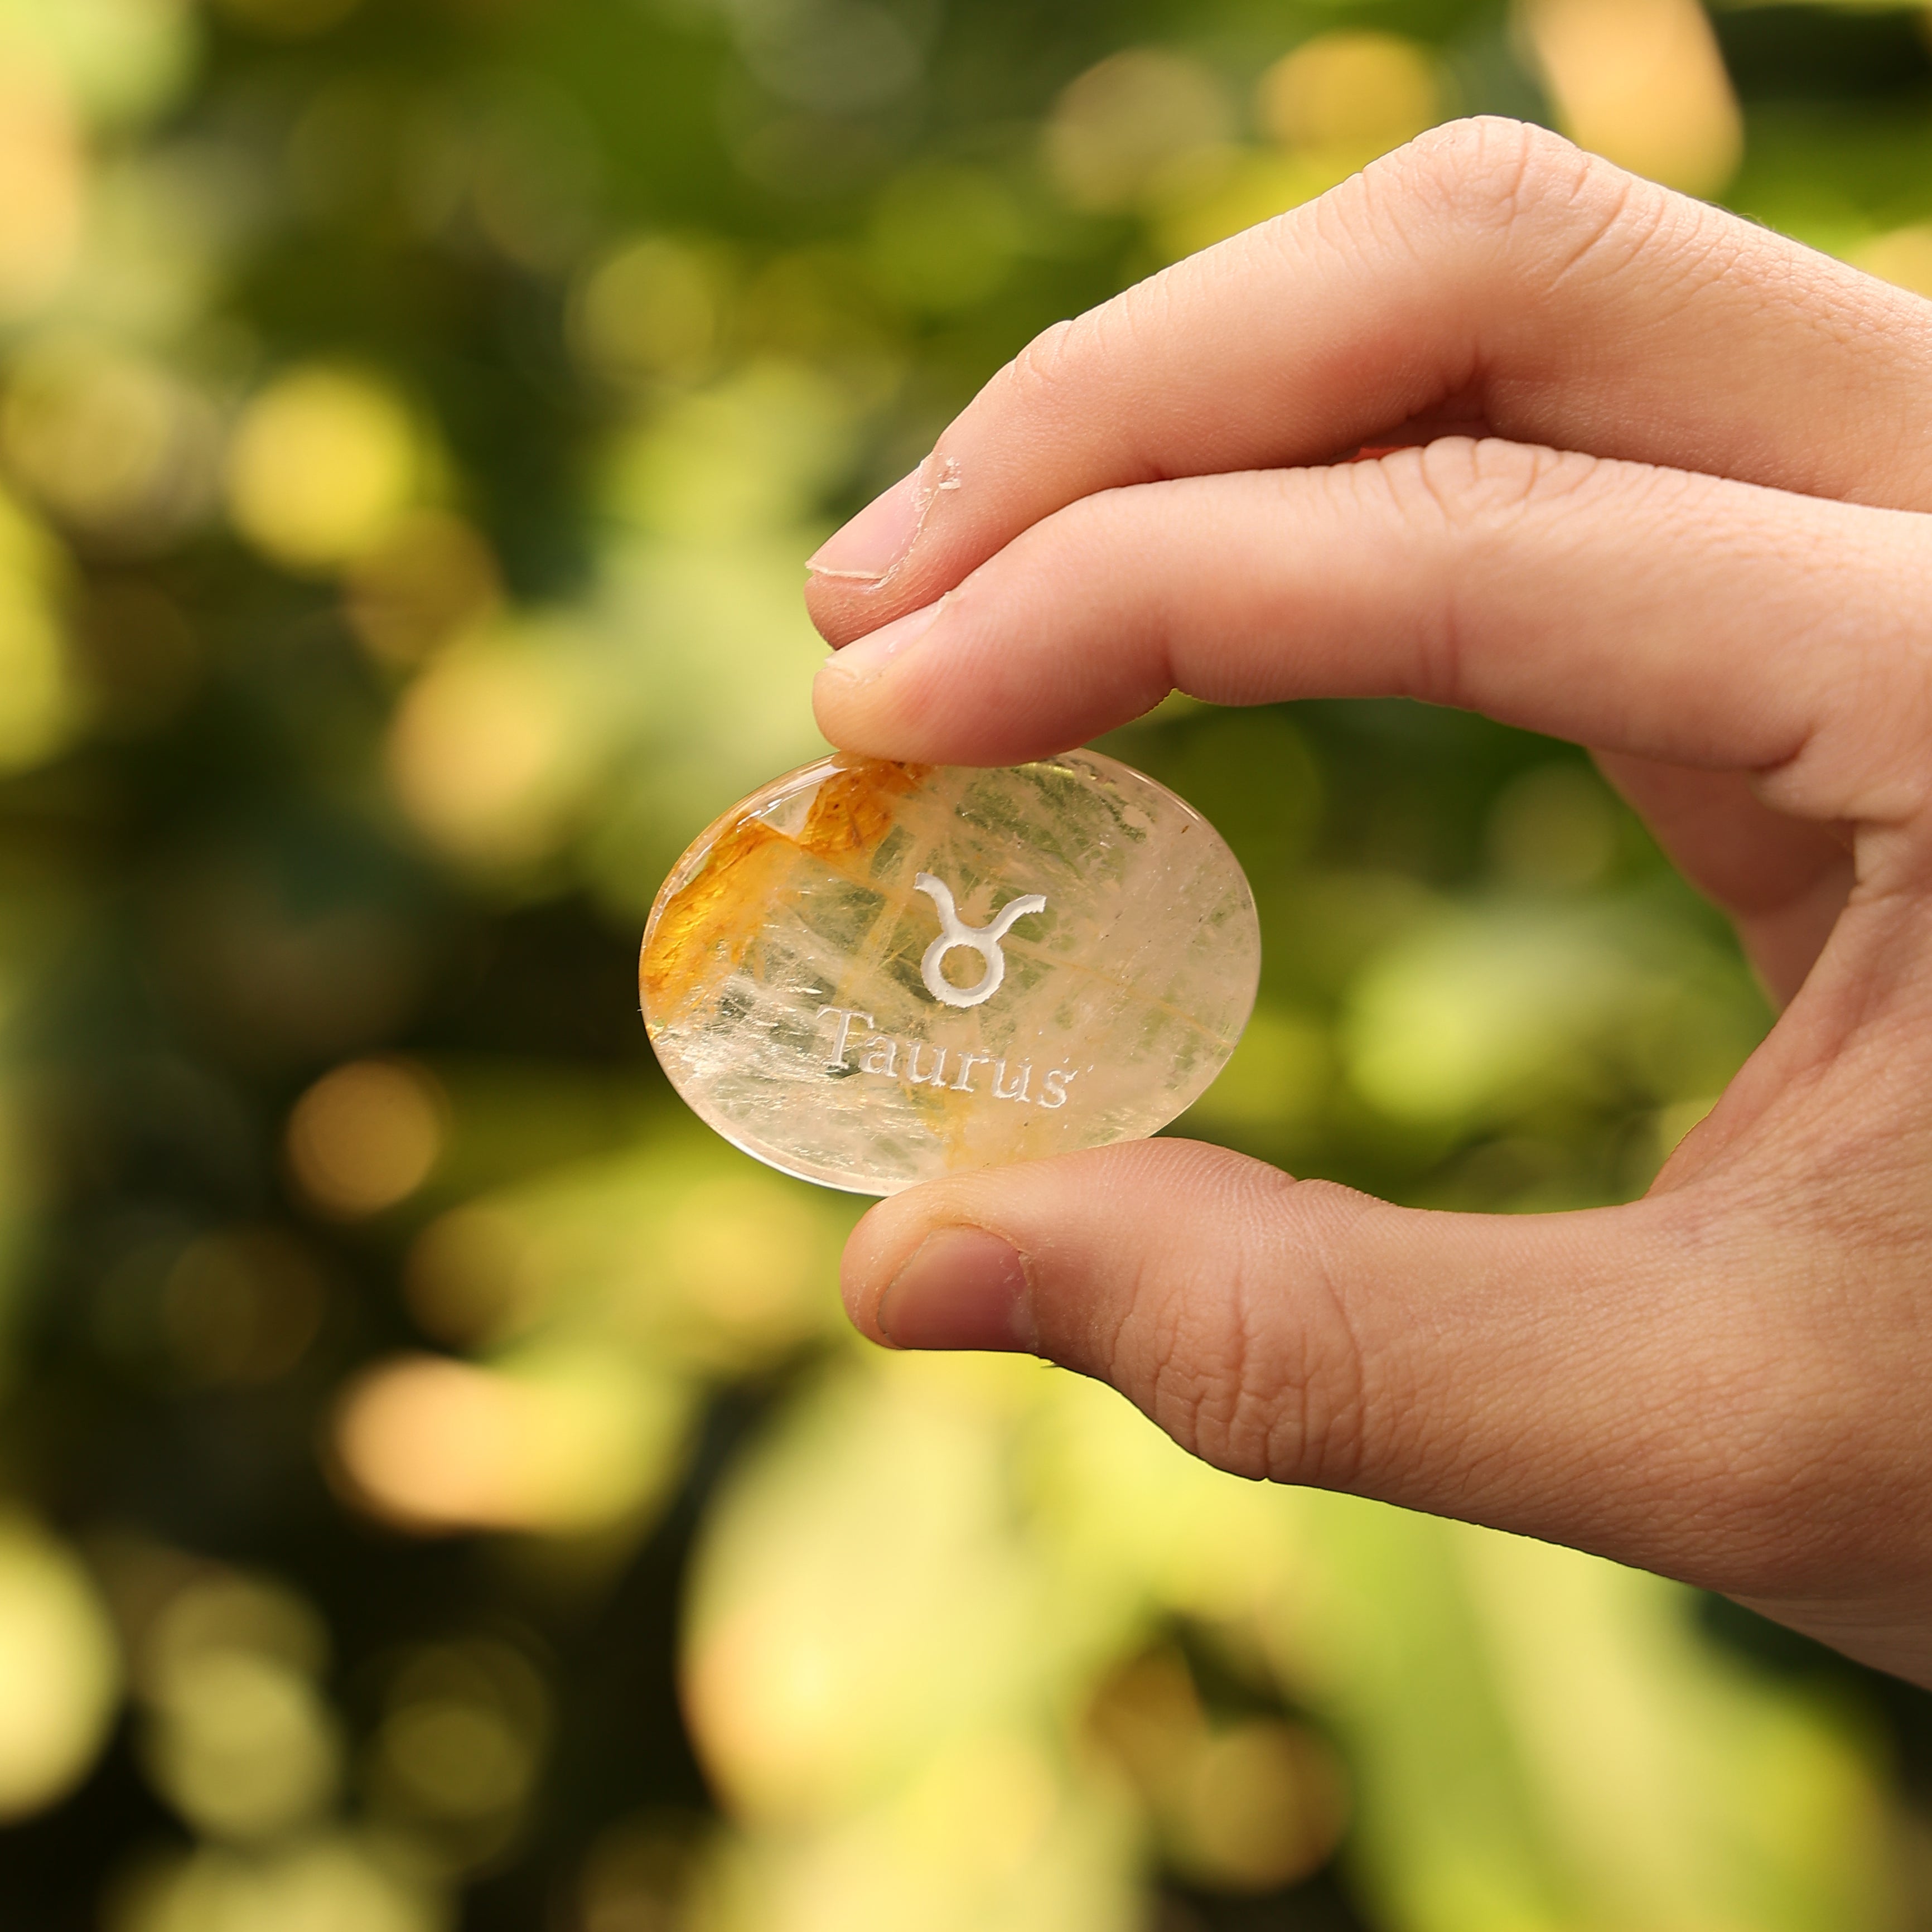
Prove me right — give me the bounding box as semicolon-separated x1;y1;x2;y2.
1487;761;1621;891
284;1058;448;1219
134;1570;340;1843
0;67;84;321
108;1834;439;1932
144;1649;341;1839
1089;1650;1349;1892
1044;50;1233;214
570;235;731;391
331;1347;692;1534
1257;32;1445;160
0;1516;120;1821
0;0;200;129
160;1226;327;1387
1516;0;1743;196
401;1202;537;1346
385;629;599;869
365;1636;550;1870
224;368;427;574
0;331;218;545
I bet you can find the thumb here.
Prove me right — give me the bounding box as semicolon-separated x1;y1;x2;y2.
842;1139;1791;1594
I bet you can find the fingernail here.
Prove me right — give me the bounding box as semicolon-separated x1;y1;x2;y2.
876;1228;1035;1353
818;598;944;683
807;456;954;583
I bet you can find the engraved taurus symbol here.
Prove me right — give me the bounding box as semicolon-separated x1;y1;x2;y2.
913;872;1047;1009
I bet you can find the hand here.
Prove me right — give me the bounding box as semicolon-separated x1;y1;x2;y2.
802;118;1932;1687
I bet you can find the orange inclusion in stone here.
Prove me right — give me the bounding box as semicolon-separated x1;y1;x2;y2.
641;819;791;1022
795;759;925;856
640;760;928;1025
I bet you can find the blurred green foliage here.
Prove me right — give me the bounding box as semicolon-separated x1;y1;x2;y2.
1;0;1931;1928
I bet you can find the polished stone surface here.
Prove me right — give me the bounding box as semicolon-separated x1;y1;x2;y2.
640;751;1259;1194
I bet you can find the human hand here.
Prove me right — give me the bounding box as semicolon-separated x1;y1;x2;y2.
802;118;1932;1687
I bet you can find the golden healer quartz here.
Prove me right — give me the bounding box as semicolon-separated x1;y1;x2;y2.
639;750;1260;1195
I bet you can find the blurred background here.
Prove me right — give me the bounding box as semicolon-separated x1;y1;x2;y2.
0;0;1928;1926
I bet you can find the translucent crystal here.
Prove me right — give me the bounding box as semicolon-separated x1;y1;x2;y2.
640;750;1260;1195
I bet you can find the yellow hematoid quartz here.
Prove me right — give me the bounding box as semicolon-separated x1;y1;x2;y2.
640;750;1260;1195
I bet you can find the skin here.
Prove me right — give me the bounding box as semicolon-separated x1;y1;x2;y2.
801;118;1932;1688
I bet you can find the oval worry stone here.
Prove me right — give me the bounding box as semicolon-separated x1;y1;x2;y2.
639;750;1260;1195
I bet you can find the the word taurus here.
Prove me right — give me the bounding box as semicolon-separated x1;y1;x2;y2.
912;872;1047;1009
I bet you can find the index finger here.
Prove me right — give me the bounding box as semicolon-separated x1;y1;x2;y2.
805;117;1932;646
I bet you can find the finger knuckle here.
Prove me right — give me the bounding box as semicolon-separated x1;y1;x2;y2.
1370;115;1593;234
1363;115;1686;293
1388;436;1603;534
1004;315;1081;412
1006;292;1157;405
1363;438;1610;706
1114;1170;1374;1487
998;290;1182;488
